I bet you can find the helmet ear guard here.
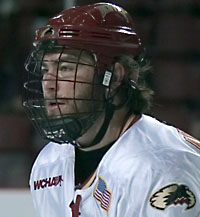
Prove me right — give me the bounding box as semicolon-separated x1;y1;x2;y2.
102;70;113;87
103;62;126;100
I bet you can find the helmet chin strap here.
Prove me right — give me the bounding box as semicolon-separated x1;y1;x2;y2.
77;80;139;149
76;103;116;149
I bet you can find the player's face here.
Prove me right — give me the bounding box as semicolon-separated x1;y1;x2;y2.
42;49;103;117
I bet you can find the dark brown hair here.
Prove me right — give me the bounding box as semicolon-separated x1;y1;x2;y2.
114;55;154;114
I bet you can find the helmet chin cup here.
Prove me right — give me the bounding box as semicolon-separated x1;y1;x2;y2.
39;113;98;145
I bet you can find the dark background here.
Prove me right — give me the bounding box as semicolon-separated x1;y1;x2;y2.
0;0;199;187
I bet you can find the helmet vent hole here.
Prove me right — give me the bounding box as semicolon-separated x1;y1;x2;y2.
59;28;80;37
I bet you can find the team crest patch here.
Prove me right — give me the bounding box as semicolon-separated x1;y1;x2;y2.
93;176;111;215
40;27;55;38
149;184;196;211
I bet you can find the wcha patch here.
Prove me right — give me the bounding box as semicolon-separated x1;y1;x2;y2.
34;175;63;190
149;184;196;211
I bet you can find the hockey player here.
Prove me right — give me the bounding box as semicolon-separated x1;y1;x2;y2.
23;2;200;217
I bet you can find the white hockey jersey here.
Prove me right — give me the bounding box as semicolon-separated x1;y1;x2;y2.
29;115;200;217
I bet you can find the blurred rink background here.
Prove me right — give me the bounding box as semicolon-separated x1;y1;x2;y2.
0;0;199;216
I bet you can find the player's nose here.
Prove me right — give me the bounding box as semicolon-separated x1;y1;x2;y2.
42;72;58;93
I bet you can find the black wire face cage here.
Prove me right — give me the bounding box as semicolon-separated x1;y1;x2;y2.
23;41;106;145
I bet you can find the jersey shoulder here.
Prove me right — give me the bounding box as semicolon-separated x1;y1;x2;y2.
99;115;200;180
32;142;74;168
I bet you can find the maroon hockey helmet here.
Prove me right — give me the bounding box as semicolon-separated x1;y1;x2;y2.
34;2;142;67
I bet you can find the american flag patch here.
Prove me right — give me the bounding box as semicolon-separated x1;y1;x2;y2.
94;177;111;214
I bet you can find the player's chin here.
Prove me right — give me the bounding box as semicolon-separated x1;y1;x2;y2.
45;105;74;117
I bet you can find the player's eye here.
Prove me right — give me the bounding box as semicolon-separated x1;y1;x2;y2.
58;63;76;76
41;65;48;75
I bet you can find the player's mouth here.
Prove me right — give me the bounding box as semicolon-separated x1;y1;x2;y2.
46;100;66;110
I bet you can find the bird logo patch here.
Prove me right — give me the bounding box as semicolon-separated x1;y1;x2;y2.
149;184;196;210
